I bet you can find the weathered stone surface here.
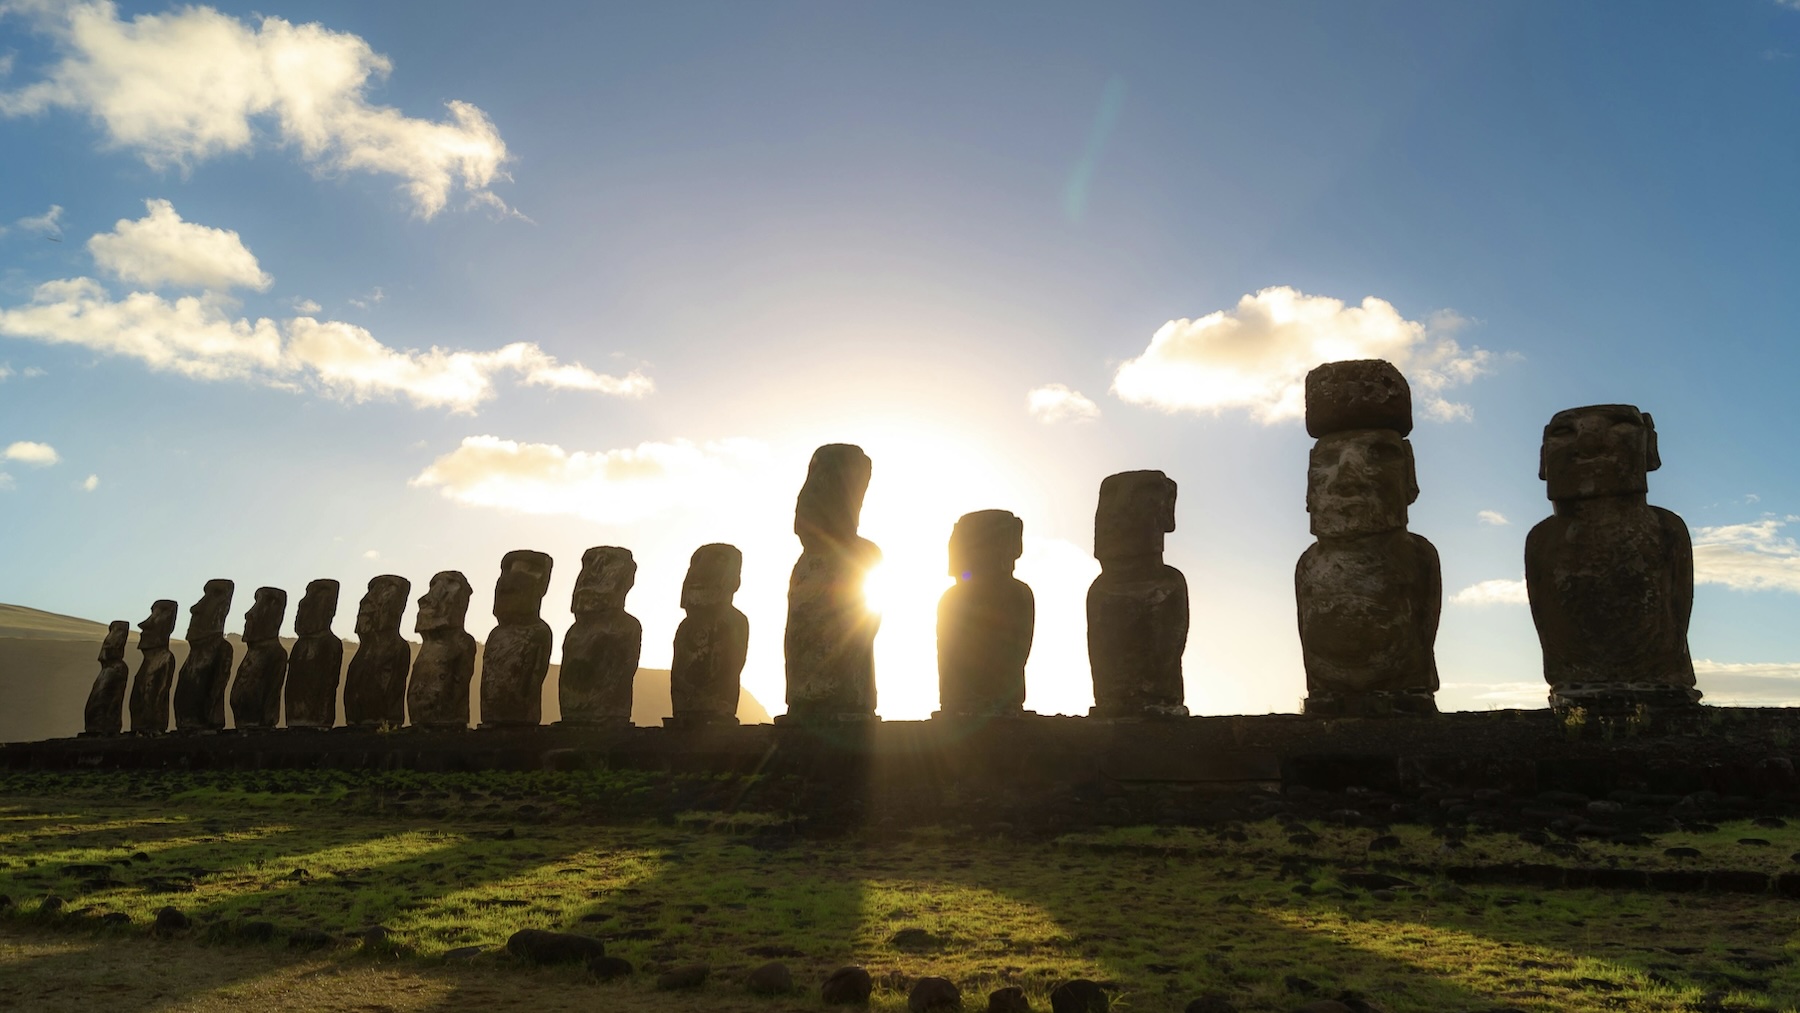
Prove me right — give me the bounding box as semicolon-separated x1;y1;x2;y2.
479;550;554;728
656;963;710;990
505;927;604;964
229;587;289;730
1184;996;1238;1013
1304;358;1413;438
284;579;343;729
745;961;793;995
1526;404;1697;711
342;576;411;727
128;600;178;734
988;986;1032;1012
1050;979;1109;1013
1088;471;1188;718
558;547;641;726
82;620;131;736
910;976;963;1012
671;543;748;726
822;965;874;1005
937;509;1034;717
406;571;476;729
588;954;634;980
785;444;882;720
173;580;234;732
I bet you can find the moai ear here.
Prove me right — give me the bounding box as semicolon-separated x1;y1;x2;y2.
1403;439;1421;505
1537;426;1549;483
1642;411;1662;472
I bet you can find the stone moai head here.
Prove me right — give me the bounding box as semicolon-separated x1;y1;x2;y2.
1304;359;1414;439
949;509;1024;580
1306;431;1419;538
1539;404;1661;502
572;546;635;615
415;570;472;633
295;579;339;636
99;620;129;663
794;444;872;551
493;550;553;623
140;600;177;649
186;580;234;640
243;586;287;642
681;543;743;610
355;575;410;638
1094;471;1177;563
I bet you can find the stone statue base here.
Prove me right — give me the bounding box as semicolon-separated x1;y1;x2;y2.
1303;689;1438;718
1088;702;1190;721
931;709;1038;721
774;711;881;726
664;714;739;729
1549;683;1702;716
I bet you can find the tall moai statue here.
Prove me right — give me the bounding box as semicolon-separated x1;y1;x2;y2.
128;599;178;734
1088;471;1189;718
936;510;1035;718
285;579;344;730
82;620;132;736
173;579;235;732
559;547;642;726
407;570;477;729
1296;360;1441;717
784;444;882;721
670;543;750;726
479;550;554;728
228;586;289;730
1525;404;1697;712
342;575;411;727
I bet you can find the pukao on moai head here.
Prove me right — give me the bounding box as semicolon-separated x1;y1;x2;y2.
229;586;290;730
559;546;642;726
784;444;882;721
343;575;411;727
671;543;750;726
128;599;178;734
1296;359;1440;717
937;510;1034;718
407;570;477;729
173;579;235;732
479;550;554;728
1087;471;1189;718
1526;404;1697;712
285;579;343;730
83;620;132;736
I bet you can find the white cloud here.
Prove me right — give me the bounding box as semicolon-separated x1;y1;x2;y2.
14;203;63;236
22;366;44;377
289;297;321;314
0;2;512;217
1026;383;1101;424
362;548;379;560
1112;286;1492;423
3;440;60;466
1438;680;1547;708
0;364;9;380
1693;517;1800;594
1449;578;1528;606
81;473;98;491
88;198;271;291
0;472;13;491
1693;660;1800;707
349;286;384;310
1477;510;1509;526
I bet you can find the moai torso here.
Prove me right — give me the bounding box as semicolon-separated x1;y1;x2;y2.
407;571;477;729
559;547;642;726
83;620;132;736
285;579;344;729
479;550;554;727
173;580;234;732
784;444;882;720
343;575;411;727
128;600;178;734
1088;471;1189;718
937;510;1035;717
229;586;289;730
671;543;749;725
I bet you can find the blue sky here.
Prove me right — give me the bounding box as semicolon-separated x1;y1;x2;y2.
2;0;1798;719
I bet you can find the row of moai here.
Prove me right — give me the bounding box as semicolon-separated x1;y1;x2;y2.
82;357;1698;735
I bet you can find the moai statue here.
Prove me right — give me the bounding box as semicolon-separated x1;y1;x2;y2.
558;547;642;726
229;586;289;730
407;570;477;729
784;444;882;721
173;579;235;732
1296;360;1441;717
285;579;344;729
82;621;132;736
127;600;178;734
479;550;554;728
1526;404;1697;712
670;543;750;726
936;510;1035;718
1088;471;1188;718
342;575;412;727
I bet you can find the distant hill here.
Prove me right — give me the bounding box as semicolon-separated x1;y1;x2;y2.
0;603;770;743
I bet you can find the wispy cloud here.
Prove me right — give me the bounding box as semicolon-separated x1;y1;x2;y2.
1026;383;1101;424
80;473;98;491
1477;510;1509;526
1693;659;1800;706
1449;577;1528;606
14;204;62;237
2;440;59;466
1693;516;1800;593
88;199;271;291
349;287;385;310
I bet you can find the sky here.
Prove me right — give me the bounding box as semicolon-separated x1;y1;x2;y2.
2;0;1799;720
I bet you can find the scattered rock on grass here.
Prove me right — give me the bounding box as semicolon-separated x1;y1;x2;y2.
890;927;945;950
445;945;485;961
99;912;131;927
822;965;874;1005
746;961;793;995
287;928;332;949
1283;975;1319;994
506;928;606;964
657;963;710;990
588;955;633;981
988;985;1032;1012
1050;978;1108;1012
152;906;189;934
910;976;962;1012
237;920;276;942
1184;997;1237;1013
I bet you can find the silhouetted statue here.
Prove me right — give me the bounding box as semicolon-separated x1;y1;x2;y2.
936;510;1034;717
343;575;411;727
285;579;343;729
1526;404;1698;711
1088;471;1188;718
82;620;131;736
784;444;882;721
229;586;289;730
407;570;477;729
1296;360;1441;717
128;600;178;734
670;543;749;726
558;547;641;727
173;579;234;732
479;550;554;728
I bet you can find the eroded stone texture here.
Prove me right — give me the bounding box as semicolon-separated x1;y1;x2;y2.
937;510;1034;717
173;580;234;732
785;444;881;720
285;579;343;729
479;550;554;728
1525;404;1697;712
407;571;476;729
1304;358;1413;438
83;620;131;736
229;586;289;730
128;600;178;734
342;575;411;727
670;543;749;726
1088;471;1188;718
559;546;642;726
